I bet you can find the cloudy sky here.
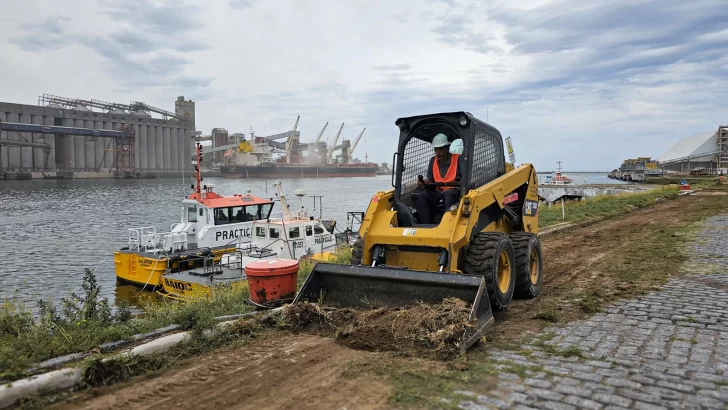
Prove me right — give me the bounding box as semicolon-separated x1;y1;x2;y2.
2;0;727;171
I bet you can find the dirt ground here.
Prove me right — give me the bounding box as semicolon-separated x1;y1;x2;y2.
486;187;728;346
51;187;728;409
53;332;391;410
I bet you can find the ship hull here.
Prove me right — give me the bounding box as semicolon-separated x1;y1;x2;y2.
219;165;377;178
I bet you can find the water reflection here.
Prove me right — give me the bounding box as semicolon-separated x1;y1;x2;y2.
114;284;164;313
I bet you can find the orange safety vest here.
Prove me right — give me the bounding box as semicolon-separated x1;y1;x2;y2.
432;154;460;190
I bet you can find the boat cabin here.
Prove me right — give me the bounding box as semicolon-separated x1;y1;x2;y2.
168;184;275;252
184;185;274;226
246;218;336;260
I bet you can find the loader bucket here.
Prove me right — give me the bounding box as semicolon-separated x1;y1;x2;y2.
293;263;495;352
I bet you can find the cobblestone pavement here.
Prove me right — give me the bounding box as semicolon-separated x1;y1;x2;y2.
458;214;728;410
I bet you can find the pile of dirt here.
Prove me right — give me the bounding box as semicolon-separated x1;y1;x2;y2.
262;297;475;360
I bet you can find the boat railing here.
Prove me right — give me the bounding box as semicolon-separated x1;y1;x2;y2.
127;226;188;253
127;226;160;252
161;231;188;253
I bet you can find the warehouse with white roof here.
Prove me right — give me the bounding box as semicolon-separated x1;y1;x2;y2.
657;126;728;175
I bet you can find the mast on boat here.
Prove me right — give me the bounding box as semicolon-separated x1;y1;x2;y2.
194;140;203;195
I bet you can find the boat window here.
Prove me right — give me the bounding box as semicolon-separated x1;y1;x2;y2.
188;207;197;223
232;206;246;222
314;224;325;234
305;225;313;236
214;208;231;225
255;227;266;238
269;227;280;239
199;208;204;216
289;227;300;238
259;203;273;220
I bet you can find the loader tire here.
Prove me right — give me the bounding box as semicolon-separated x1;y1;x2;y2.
350;237;363;265
464;232;516;311
510;233;543;299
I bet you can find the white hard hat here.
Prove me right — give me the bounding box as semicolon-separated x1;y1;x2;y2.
449;139;463;155
432;133;450;148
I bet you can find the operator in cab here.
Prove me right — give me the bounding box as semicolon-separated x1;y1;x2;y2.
415;133;462;224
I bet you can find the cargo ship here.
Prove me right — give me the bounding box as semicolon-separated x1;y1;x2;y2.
220;162;377;178
216;120;378;178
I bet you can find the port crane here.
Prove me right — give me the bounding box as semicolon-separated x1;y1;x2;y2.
284;116;300;163
327;122;345;163
309;122;329;156
345;127;366;164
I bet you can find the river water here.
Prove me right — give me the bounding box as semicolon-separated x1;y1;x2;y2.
0;172;624;311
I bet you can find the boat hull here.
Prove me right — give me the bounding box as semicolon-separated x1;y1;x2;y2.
160;275;249;300
113;246;236;289
219;164;377;178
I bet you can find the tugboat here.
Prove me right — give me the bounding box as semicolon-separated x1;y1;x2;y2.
543;161;573;185
159;182;341;300
113;141;276;290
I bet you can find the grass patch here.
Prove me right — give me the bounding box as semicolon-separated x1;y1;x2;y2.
0;245;353;384
80;319;266;388
533;309;560;323
578;290;604;314
16;392;73;410
599;191;728;299
344;352;548;409
540;186;679;228
535;343;585;359
0;270;252;382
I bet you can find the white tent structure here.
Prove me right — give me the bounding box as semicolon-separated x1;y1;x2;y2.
657;129;723;174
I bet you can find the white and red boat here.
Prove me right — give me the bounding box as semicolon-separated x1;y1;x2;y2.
543;161;573;185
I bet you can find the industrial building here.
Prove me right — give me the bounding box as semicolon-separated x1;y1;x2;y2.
0;94;196;179
657;126;728;175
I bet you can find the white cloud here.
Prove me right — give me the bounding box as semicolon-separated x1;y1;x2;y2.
0;0;726;171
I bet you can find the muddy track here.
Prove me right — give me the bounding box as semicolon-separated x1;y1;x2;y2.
53;333;390;410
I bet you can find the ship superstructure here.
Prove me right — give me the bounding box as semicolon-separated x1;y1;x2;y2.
218;117;378;178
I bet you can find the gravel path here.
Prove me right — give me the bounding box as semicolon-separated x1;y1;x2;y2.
457;214;728;410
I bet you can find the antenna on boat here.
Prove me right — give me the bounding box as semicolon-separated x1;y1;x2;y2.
194;139;203;194
274;181;293;220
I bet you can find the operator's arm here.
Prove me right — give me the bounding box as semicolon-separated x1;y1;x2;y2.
425;156;435;184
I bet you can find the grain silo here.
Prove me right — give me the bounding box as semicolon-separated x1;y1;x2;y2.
0;94;196;179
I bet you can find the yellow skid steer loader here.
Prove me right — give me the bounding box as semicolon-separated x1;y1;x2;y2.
294;112;543;351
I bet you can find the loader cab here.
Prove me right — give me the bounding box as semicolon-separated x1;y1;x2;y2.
393;112;506;227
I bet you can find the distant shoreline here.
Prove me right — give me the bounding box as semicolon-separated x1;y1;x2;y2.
537;171;611;174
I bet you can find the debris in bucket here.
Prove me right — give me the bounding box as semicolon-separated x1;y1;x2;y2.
263;298;474;360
